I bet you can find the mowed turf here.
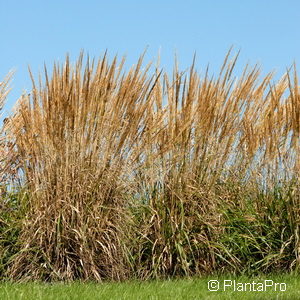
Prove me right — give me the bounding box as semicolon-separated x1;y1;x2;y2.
1;275;300;300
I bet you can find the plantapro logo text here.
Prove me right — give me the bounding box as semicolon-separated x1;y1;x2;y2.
208;279;287;292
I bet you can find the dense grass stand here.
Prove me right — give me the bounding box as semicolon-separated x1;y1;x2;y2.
0;51;299;282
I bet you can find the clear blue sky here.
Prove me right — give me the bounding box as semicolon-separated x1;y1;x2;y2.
1;0;300;117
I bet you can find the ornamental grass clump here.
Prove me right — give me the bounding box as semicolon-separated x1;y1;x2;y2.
0;72;23;278
2;50;300;281
6;53;163;281
127;53;299;278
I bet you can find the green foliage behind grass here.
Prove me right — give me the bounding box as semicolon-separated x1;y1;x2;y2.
0;188;27;278
219;180;300;275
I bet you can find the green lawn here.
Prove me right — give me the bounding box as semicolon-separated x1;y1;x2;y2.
1;275;300;300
